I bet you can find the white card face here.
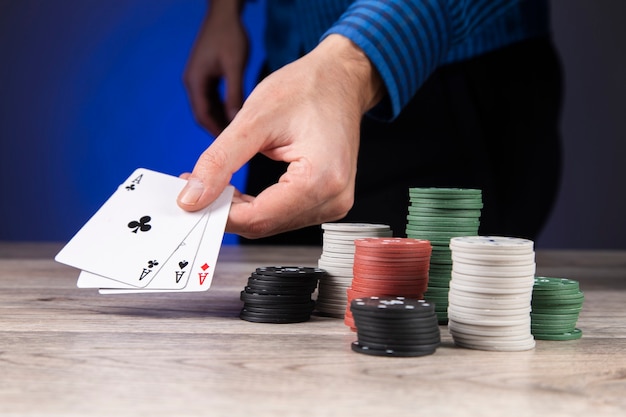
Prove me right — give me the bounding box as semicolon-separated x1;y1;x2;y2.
76;211;210;290
98;185;234;294
55;168;208;288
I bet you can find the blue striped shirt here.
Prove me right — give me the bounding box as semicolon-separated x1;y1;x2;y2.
264;0;550;120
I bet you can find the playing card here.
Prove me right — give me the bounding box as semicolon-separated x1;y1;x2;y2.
98;184;234;293
76;210;210;289
55;168;208;288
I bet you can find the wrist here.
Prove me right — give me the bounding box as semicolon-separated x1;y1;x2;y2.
313;34;385;114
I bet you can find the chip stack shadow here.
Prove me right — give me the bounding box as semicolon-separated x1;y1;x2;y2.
405;187;483;324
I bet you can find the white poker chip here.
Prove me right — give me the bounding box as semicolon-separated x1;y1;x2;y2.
452;264;536;278
321;223;391;232
449;280;534;295
448;294;532;311
449;272;535;287
447;309;531;327
452;336;536;348
448;303;531;317
448;332;534;343
319;249;355;259
450;236;534;252
318;259;354;271
448;321;531;337
451;252;536;265
452;335;536;352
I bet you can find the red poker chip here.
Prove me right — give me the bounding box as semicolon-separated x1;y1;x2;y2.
352;270;429;280
351;279;426;290
353;249;433;259
352;259;431;269
353;255;431;263
352;264;430;274
354;238;432;251
354;247;432;256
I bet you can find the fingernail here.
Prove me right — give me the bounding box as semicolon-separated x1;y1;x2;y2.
179;177;204;205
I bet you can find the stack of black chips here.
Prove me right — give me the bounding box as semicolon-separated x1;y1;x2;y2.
350;296;441;357
240;266;325;323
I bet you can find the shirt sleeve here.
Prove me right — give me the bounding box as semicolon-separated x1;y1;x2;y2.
322;0;522;120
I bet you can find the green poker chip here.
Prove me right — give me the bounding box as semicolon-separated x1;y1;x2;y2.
405;222;479;232
404;228;472;239
408;200;484;210
532;291;584;300
534;276;580;291
532;328;583;341
407;208;483;218
408;187;482;198
531;312;581;321
531;306;583;315
406;214;481;224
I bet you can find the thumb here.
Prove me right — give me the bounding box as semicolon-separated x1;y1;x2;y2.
176;122;257;212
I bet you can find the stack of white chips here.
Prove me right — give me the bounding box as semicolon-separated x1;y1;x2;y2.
448;236;536;351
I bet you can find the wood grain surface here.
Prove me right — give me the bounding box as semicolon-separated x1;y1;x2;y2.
0;243;624;417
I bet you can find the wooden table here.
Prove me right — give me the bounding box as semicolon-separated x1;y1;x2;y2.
1;243;625;417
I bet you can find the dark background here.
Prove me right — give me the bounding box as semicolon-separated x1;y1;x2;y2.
1;0;625;248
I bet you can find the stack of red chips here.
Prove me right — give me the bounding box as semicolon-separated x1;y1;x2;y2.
344;237;433;330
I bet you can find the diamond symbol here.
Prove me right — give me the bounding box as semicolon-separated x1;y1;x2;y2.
201;263;209;271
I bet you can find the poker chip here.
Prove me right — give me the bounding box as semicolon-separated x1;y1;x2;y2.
530;276;584;340
407;187;483;323
349;296;441;357
315;223;393;318
344;238;432;330
447;236;536;351
239;266;325;323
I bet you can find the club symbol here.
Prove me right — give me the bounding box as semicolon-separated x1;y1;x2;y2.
125;184;136;191
147;260;159;268
128;215;152;233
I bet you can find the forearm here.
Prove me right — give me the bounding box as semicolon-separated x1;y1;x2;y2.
207;0;244;16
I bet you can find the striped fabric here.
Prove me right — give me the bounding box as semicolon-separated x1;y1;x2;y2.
264;0;549;120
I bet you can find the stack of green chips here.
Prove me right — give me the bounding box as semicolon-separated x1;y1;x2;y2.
405;188;483;323
531;277;584;340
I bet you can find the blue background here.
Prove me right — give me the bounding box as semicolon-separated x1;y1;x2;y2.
0;0;267;245
1;0;625;248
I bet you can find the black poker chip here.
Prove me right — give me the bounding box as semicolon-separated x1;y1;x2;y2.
240;290;313;304
239;309;312;324
248;272;319;286
244;284;315;296
241;304;316;316
350;297;436;318
240;266;323;324
349;296;441;357
255;266;326;278
356;332;441;348
351;341;439;357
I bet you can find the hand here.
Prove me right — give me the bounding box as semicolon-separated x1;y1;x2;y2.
183;0;248;136
178;35;384;239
